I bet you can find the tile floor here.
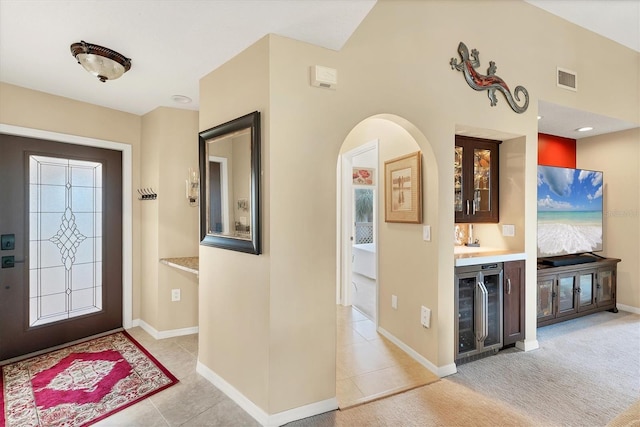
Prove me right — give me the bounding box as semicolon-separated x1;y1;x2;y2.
93;328;259;427
94;306;438;425
335;305;439;408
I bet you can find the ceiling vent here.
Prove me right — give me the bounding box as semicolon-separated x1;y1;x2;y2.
557;67;577;91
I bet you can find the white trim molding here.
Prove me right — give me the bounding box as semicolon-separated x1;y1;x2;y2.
196;361;338;427
376;326;455;377
617;304;640;315
134;319;198;340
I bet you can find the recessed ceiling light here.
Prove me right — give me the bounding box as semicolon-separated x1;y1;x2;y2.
576;126;594;132
537;115;542;120
171;95;192;104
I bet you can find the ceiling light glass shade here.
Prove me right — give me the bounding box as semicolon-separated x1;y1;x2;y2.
70;41;131;82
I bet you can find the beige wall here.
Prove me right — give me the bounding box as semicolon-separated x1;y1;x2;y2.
0;84;201;331
197;0;639;418
577;128;640;309
0;82;143;319
199;36;271;411
140;107;199;332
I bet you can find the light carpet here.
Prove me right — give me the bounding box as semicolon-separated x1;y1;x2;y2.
289;310;639;426
1;331;178;427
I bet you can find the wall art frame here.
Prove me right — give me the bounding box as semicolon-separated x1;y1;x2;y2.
384;151;422;223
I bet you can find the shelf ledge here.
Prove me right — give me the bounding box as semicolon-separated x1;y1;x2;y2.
160;257;199;277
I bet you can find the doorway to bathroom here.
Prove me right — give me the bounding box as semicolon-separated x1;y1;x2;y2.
340;140;378;323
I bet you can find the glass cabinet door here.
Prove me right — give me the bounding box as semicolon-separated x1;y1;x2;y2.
482;272;501;348
454;146;463;213
537;277;555;320
457;276;477;356
454;136;499;223
557;275;577;316
578;272;596;310
473;148;492;215
597;269;615;307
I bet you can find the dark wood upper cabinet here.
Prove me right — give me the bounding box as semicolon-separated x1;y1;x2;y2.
455;136;500;223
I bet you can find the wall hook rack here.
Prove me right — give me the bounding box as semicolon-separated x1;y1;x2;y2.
137;188;157;200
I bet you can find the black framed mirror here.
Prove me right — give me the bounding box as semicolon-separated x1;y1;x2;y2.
199;111;261;254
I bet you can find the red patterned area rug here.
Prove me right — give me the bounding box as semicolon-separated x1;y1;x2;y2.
1;331;178;427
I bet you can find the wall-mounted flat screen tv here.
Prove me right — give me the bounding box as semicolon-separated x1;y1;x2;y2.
537;165;604;258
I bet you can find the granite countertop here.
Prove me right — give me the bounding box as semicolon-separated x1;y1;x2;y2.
160;257;199;277
454;246;526;267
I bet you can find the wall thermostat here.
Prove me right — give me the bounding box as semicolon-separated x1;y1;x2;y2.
310;65;337;89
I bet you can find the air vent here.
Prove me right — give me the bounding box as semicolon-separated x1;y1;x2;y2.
557;67;577;91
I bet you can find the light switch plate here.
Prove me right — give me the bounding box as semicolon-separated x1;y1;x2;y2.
392;295;398;309
502;224;515;237
423;225;431;241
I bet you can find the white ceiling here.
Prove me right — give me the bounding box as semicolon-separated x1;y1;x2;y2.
0;0;638;139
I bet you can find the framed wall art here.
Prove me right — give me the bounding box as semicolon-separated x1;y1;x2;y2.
384;151;422;223
352;167;375;186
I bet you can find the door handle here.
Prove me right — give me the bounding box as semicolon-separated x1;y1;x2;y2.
1;256;25;268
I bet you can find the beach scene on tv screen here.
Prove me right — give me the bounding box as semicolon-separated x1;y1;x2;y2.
537;166;603;257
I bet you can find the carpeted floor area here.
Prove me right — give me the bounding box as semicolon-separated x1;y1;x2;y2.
290;310;640;426
451;310;640;426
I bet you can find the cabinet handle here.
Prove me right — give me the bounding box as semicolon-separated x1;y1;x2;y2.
507;278;511;295
466;200;470;216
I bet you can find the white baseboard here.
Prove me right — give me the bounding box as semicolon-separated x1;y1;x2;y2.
196;361;337;427
133;319;198;340
617;304;640;315
517;339;539;351
267;397;338;427
376;327;455;377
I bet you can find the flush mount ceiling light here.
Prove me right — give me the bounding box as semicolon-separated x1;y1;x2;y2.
70;40;131;82
576;126;594;132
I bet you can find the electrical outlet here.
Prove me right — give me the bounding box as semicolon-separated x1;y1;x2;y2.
392;295;398;310
421;306;431;328
171;289;181;302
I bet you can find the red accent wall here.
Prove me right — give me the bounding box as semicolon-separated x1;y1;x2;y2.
538;133;576;167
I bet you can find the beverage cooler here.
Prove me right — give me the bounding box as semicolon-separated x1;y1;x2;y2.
455;262;503;362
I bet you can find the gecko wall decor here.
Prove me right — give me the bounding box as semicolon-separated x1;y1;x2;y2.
450;41;529;114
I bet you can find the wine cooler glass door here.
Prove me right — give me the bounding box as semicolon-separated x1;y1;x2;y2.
457;275;478;356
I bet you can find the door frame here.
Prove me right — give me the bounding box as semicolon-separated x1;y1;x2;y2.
337;139;379;310
209;155;230;235
0;124;133;328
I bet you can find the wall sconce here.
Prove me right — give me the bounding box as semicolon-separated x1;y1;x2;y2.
186;168;199;207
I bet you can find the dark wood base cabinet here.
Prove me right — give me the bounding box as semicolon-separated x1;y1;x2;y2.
504;260;525;345
537;256;620;327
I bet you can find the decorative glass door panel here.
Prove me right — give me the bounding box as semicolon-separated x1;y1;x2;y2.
473;148;491;214
29;155;103;327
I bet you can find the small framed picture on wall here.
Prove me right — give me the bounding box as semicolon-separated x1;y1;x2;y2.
384;151;422;223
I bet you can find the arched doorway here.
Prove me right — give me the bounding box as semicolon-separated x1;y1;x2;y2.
335;114;440;408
